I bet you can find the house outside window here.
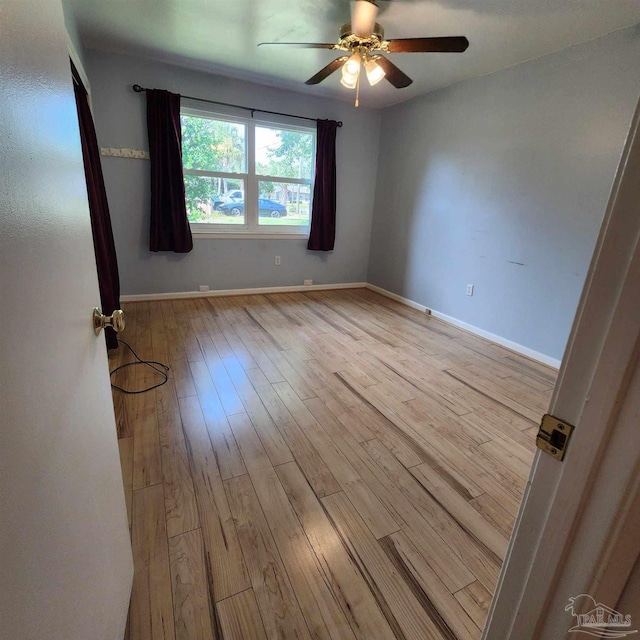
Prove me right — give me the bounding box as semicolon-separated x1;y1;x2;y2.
181;108;315;237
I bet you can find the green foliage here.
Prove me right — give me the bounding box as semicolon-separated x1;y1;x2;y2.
181;115;245;172
181;115;245;216
256;128;314;180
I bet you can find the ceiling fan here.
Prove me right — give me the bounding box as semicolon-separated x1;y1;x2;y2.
258;0;469;106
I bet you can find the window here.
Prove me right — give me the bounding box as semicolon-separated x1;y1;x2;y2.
181;109;315;236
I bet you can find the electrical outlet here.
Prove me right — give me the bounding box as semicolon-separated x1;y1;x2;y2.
304;279;313;286
199;285;210;292
275;256;281;266
466;284;474;296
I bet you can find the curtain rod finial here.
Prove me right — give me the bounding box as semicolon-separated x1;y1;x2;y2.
132;84;144;93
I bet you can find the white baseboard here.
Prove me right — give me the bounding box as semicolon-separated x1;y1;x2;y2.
366;283;561;370
365;283;430;313
120;282;367;302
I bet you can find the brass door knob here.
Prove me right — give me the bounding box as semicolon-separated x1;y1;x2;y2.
93;308;125;335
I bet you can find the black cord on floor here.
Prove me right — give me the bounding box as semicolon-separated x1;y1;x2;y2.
110;339;170;394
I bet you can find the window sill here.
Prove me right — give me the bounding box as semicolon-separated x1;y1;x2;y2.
192;232;309;240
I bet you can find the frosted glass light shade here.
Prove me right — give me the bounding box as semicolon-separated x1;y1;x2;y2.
365;59;385;86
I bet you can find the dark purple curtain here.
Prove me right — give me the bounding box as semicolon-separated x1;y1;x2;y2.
146;89;193;253
72;66;121;350
307;119;338;251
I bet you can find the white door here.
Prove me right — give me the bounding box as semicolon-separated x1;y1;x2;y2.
0;2;133;639
484;98;640;638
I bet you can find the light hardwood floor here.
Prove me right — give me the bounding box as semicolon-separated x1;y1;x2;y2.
109;288;555;640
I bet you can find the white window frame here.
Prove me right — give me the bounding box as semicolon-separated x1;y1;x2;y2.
181;106;315;239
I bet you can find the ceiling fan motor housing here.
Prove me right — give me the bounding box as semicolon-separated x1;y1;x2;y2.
340;22;385;43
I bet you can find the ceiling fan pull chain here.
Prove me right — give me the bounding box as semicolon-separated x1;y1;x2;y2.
355;69;361;108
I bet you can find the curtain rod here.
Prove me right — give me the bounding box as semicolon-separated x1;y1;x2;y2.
132;84;343;127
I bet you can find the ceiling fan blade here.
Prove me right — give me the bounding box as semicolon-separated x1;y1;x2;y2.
373;56;413;88
305;56;349;85
351;0;378;37
257;42;337;49
386;36;469;53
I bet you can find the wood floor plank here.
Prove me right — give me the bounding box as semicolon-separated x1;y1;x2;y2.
156;381;199;537
178;395;250;601
172;300;204;363
361;438;499;591
169;529;217;640
131;484;175;640
188;360;247;480
150;300;171;367
477;439;532;482
130;304;163;489
227;412;274;471
454;581;493;632
198;338;246;416
410;462;510;560
276;461;398;640
234;326;286;383
469;492;517;539
248;465;357;640
379;531;481;640
225;474;312;640
132;368;163;491
246;367;341;498
172;357;198;399
159;300;187;364
222;356;294;466
273;381;400;540
228;413;373;639
445;368;541;423
216;589;267;640
336;371;487;500
322;491;456;640
202;304;258;371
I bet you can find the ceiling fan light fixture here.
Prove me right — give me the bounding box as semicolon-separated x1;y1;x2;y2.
364;58;385;86
343;53;361;76
340;72;359;89
341;53;361;88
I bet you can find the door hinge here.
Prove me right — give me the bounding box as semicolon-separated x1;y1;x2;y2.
536;414;574;461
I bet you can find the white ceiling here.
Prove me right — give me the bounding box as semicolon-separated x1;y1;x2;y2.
64;0;640;108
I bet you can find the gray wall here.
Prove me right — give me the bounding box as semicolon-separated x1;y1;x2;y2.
86;50;381;295
368;26;640;360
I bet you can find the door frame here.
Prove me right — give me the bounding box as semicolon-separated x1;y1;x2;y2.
483;94;640;638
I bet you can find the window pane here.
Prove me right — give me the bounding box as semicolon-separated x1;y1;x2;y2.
181;115;246;173
184;175;245;225
258;181;311;227
255;126;314;179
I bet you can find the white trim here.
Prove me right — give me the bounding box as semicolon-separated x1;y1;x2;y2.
429;309;561;369
365;283;561;369
66;33;90;95
365;283;430;313
120;282;367;302
192;232;308;240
